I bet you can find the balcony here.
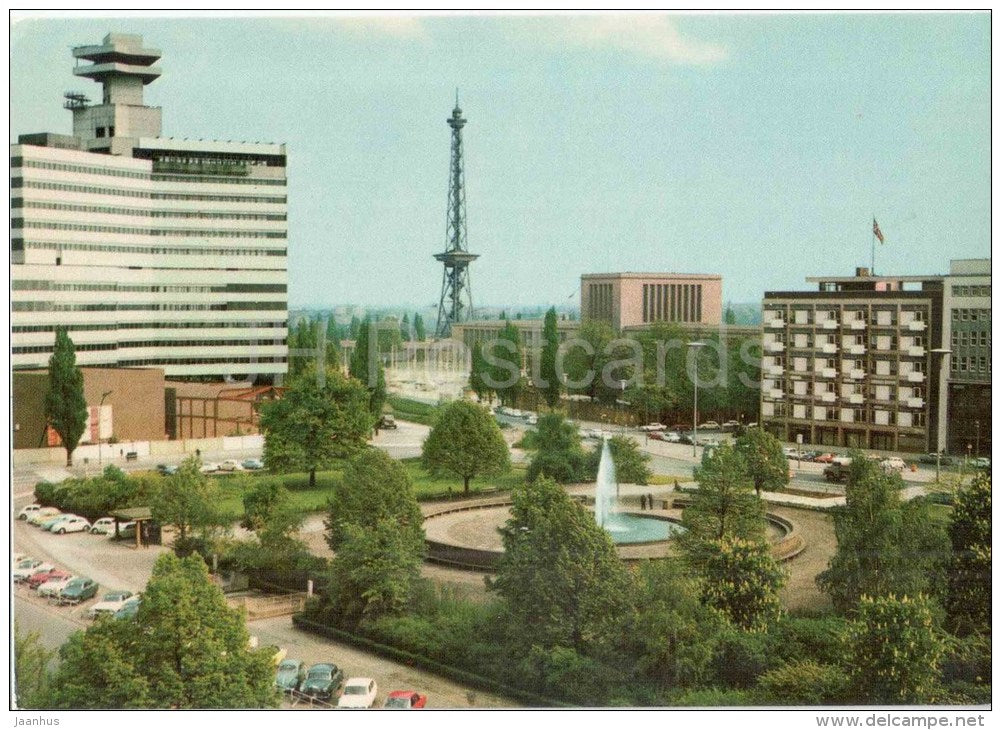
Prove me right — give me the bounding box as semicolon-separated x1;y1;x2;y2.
847;344;866;355
906;397;925;409
768;389;784;400
849;320;867;331
819;392;836;403
848;393;865;405
820;320;839;330
905;371;925;383
766;319;786;329
906;346;925;358
849;368;866;380
819;343;838;354
766;364;783;376
765;341;785;353
905;320;927;331
819;367;837;378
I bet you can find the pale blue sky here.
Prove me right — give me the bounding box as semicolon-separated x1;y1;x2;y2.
10;12;990;309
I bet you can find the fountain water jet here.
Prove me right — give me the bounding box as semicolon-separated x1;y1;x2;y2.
594;436;618;529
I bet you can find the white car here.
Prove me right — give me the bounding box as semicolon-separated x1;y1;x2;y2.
14;561;54;583
90;517;117;535
337;677;378;709
17;504;43;520
663;431;682;443
27;507;62;526
639;422;666;432
88;590;135;618
52;516;91;534
525;414;538;426
200;462;221;474
218;459;243;472
38;575;77;598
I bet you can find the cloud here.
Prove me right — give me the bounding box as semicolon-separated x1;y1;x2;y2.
538;15;729;65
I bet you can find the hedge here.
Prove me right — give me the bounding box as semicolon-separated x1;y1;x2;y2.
291;613;570;708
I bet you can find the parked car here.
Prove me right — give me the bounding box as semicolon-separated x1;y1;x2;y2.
782;447;799;459
378;414;398;430
218;459;243;472
111;522;137;540
971;457;991;470
383;690;427;709
919;452;954;466
699;421;721;431
14;562;54;583
40;514;73;531
17;504;43;520
745;422;759;429
800;450;820;462
823;462;852;483
200;462;221;474
338;677;378;708
274;658;306;694
88;591;135;618
299;663;344;702
648;431;667;442
722;420;741;431
662;431;682;443
677;433;694;445
38;574;77;599
525;414;538;426
639;422;666;432
12;559;43;581
27;508;62;526
580;428;603;440
59;577;99;604
90;517;117;535
156;464;178;476
53;516;91;534
28;568;71;590
114;597;141;620
880;457;907;472
813;453;837;464
242;458;264;470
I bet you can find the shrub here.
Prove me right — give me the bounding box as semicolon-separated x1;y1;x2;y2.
757;660;848;705
712;629;771;688
767;615;850;667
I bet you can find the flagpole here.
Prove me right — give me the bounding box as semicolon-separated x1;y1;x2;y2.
871;213;875;275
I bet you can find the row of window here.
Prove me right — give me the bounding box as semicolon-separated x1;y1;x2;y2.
951;285;990;297
766;309;926;326
769;382;926;400
951;308;991;322
951;356;991;373
14;158;286;186
12;321;287;333
20;240;287;257
118;356;288;367
16;219;287;239
14;200;287;222
12;179;287;204
12;280;287;294
14;338;286;355
951;330;991;348
13;301;287;312
769;405;928;428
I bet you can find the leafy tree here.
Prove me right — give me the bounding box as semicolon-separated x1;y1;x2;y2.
846;594;944;704
699;536;785;631
349;315;361;340
327;517;424;622
151;456;223;545
817;452;949;613
946;472;991;635
49;554;278;709
584;434;651;485
488;476;633;652
348;318;387;416
260;369;372;487
240;478;298;534
678;443;765;567
324;315;341;370
286;317;318;380
631;559;724;689
735;427;789;497
562;319;629;404
486;320;523;406
538;306;562;408
421;400;510;495
325;449;423;553
469;341;494;403
44;326;88;466
400;312;411;341
414;313;426;342
526;412;589;484
14;625;54;708
724;304;737;325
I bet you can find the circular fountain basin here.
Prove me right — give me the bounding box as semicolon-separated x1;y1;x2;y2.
600;512;685;544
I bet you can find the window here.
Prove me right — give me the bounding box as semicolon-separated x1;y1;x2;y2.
979;356;987;372
96;127;106;138
970;310;979;322
826;408;837;420
961;309;969;321
953;309;960;321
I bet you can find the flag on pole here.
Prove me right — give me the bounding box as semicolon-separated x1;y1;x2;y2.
872;218;885;243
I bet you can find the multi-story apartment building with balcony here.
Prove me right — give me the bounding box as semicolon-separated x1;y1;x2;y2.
761;267;943;453
11;33;288;381
761;261;990;454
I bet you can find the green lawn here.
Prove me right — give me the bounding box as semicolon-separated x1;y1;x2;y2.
211;457;527;518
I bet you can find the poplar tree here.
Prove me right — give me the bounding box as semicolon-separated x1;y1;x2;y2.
539;306;562;408
44;326;88;467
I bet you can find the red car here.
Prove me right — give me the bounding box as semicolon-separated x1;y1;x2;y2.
647;431;667;442
813;453;837;464
28;568;71;590
383;690;427;709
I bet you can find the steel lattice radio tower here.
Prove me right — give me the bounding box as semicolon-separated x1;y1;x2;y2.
434;93;479;338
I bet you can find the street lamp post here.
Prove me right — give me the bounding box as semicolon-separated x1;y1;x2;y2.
688;342;707;458
929;348;951;483
975;420;980;458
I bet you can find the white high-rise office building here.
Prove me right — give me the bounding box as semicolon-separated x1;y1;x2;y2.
12;33;288;380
